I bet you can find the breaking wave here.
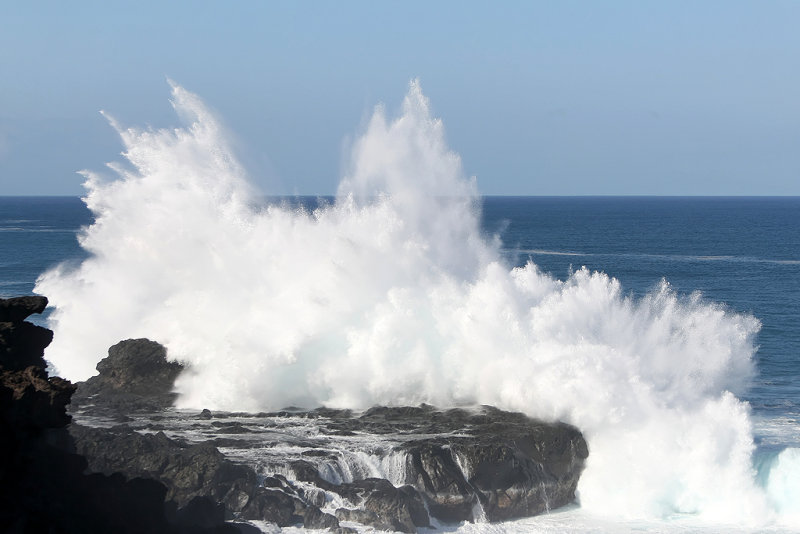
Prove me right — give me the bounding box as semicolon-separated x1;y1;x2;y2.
36;80;795;526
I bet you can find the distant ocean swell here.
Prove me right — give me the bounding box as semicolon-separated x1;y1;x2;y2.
509;249;800;265
34;81;799;527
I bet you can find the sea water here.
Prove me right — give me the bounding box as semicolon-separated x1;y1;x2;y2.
1;81;798;531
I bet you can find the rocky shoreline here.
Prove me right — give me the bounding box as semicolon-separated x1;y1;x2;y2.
0;296;239;533
2;296;589;533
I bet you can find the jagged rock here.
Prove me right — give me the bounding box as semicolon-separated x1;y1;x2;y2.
298;485;328;508
335;507;379;527
72;338;184;412
67;337;588;532
239;487;303;525
355;479;429;533
402;410;588;522
1;365;75;429
0;295;240;533
221;478;255;514
0;296;53;371
405;441;478;522
0;322;53;370
290;458;337;490
455;421;587;520
302;505;340;529
73;404;587;530
69;424;258;513
0;296;48;323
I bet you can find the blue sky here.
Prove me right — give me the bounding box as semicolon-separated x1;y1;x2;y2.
1;1;799;195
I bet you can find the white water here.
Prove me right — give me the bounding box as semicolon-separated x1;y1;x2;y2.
36;81;797;529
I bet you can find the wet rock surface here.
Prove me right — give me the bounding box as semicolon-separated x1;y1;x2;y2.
69;424;258;511
71;338;589;532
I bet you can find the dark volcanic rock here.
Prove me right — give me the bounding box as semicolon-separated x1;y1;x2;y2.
0;296;238;534
72;338;184;412
405;440;478;522
1;364;75;430
66;337;588;532
0;296;53;370
69;424;258;513
461;421;587;520
0;296;48;323
346;478;429;533
302;505;340;530
72;401;587;531
240;487;302;525
402;409;588;522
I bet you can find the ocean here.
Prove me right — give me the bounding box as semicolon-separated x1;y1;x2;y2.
482;196;800;428
2;194;798;532
2;82;799;532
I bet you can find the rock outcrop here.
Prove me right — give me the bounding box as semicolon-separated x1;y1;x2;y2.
71;337;588;532
0;295;52;370
69;424;358;532
70;424;257;512
402;419;586;521
71;338;184;413
1;294;591;533
0;297;238;534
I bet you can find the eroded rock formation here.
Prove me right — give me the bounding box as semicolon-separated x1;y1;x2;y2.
71;338;184;413
70;338;589;533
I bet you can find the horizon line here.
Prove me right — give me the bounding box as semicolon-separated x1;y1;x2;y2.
2;194;800;199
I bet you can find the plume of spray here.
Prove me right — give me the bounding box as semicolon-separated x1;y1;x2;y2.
36;80;787;525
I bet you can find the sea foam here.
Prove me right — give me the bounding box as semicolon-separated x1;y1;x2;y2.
36;81;795;526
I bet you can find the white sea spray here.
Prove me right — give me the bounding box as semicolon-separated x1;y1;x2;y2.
35;81;796;527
